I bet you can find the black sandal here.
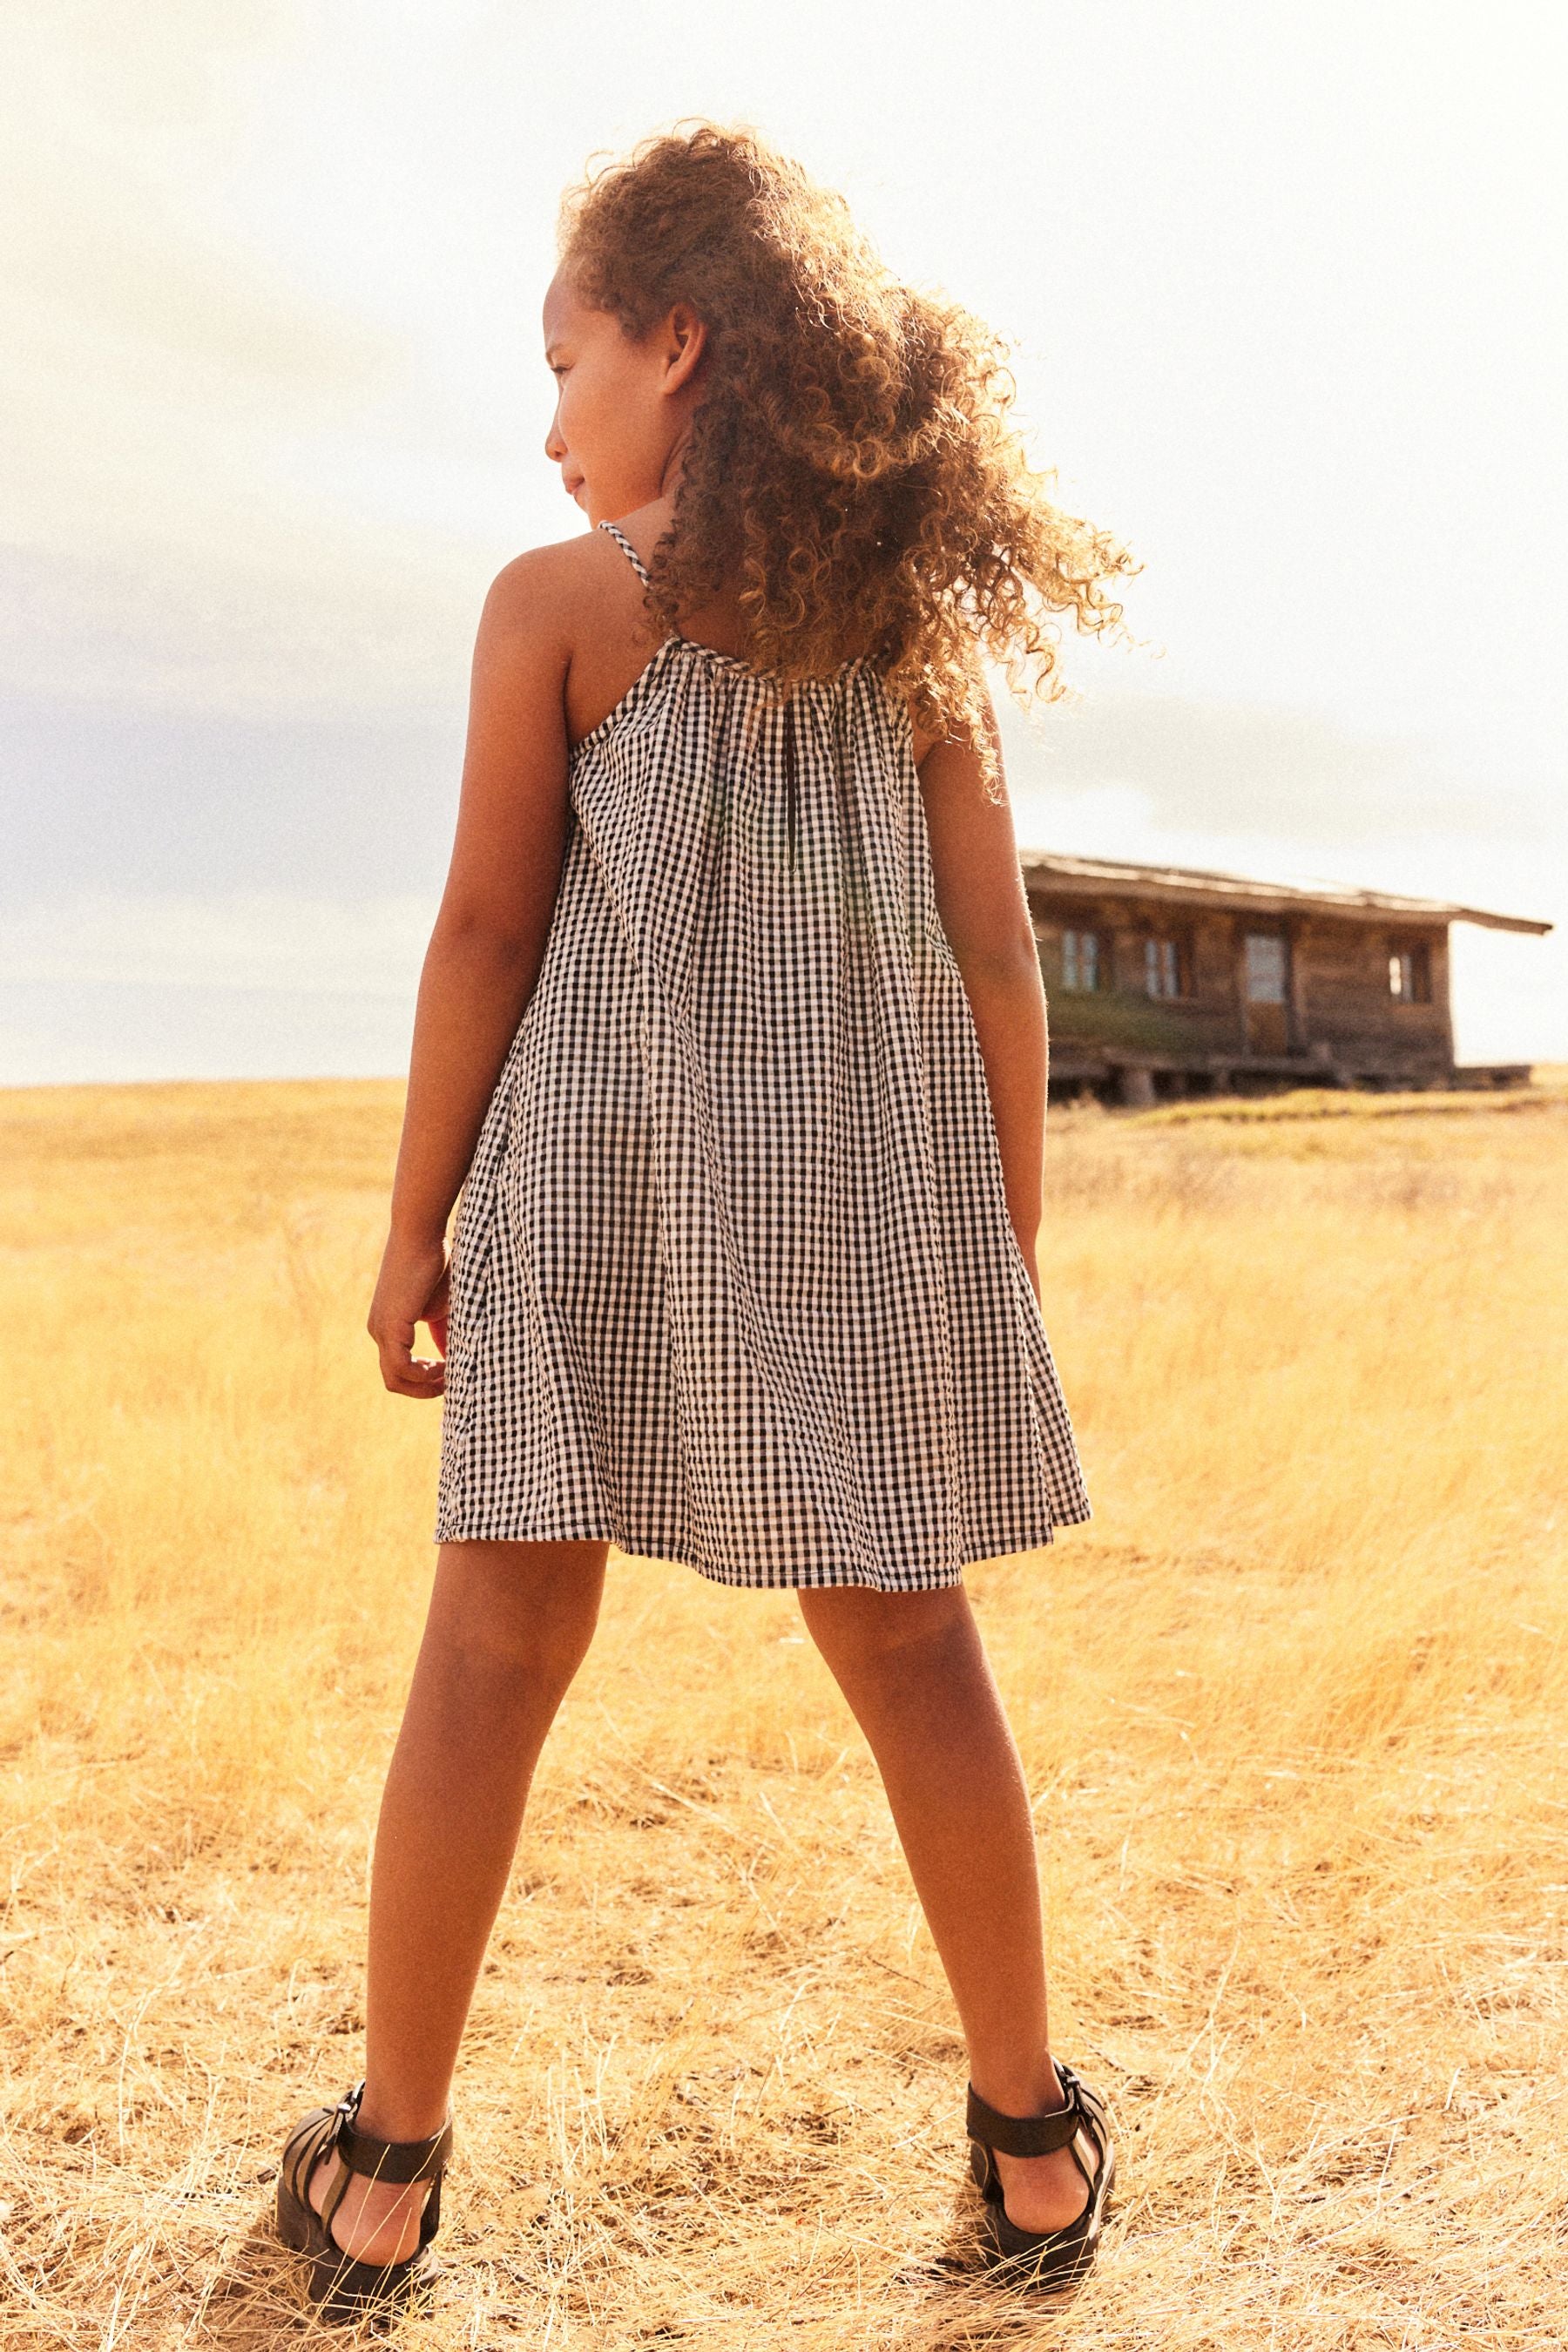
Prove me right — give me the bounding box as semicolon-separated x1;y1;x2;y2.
966;2058;1115;2288
275;2080;452;2326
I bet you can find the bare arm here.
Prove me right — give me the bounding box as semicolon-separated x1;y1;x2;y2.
368;551;574;1396
914;696;1049;1295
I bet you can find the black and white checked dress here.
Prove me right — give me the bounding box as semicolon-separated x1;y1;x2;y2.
433;518;1091;1590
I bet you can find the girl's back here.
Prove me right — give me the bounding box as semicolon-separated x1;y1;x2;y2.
434;511;1089;1585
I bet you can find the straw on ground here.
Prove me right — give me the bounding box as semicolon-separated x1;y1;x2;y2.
2;1077;1564;2347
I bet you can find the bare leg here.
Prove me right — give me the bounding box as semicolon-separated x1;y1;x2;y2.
307;1538;606;2262
797;1581;1088;2234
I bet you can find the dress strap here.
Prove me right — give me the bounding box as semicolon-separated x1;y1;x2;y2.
598;517;654;589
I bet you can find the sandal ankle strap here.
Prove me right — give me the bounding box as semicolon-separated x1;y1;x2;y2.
330;2082;454;2185
966;2078;1082;2158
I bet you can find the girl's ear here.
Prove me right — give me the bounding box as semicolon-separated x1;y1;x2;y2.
659;301;708;395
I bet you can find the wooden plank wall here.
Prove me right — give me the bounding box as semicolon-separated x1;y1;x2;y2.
1027;893;1454;1079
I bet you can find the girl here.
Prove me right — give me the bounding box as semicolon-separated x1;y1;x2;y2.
274;121;1136;2324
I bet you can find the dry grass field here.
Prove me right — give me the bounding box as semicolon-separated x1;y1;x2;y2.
2;1074;1565;2349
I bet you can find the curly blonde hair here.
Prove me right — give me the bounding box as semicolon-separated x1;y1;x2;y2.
558;120;1139;796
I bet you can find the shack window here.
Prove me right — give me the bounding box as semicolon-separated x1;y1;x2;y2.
1244;933;1288;1004
1389;943;1433;1004
1062;929;1103;991
1144;936;1186;999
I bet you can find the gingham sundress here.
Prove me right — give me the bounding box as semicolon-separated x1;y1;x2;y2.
432;518;1090;1590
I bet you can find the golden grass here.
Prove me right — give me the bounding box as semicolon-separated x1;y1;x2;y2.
3;1078;1565;2347
1134;1076;1568;1126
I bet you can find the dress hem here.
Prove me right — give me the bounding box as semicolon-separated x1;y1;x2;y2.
429;1506;1091;1591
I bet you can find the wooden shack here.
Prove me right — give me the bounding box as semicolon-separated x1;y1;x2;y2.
1019;853;1552;1105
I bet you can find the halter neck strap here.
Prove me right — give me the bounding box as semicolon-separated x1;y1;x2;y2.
598;517;653;589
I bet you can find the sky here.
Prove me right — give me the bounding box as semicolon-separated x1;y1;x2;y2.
3;0;1565;1083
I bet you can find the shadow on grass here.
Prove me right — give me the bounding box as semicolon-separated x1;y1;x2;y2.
195;2210;349;2342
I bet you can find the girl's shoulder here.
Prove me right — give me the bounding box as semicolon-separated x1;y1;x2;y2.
482;527;628;635
481;528;667;754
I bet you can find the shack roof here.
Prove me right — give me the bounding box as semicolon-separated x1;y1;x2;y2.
1017;852;1552;936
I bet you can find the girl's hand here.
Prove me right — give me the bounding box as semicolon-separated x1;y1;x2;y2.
368;1230;451;1398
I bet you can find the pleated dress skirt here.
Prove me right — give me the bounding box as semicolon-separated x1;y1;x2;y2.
432;520;1091;1591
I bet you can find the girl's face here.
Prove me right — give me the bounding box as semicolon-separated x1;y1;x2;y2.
542;267;707;524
